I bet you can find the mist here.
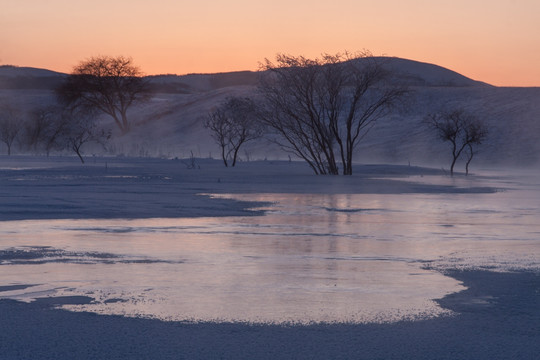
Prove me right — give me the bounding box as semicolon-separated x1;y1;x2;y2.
1;59;539;171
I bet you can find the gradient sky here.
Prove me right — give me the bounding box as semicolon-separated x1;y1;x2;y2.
2;0;540;86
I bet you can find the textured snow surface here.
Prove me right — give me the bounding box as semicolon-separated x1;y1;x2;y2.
2;58;540;167
0;157;538;359
0;270;538;359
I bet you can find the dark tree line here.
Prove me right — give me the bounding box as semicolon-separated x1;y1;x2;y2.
0;103;110;163
2;53;492;174
0;56;148;161
23;106;65;156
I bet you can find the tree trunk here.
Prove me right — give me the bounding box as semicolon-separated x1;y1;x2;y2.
73;146;85;163
231;146;240;167
343;145;353;175
220;145;228;167
450;157;457;176
465;146;474;176
121;111;130;134
343;129;354;175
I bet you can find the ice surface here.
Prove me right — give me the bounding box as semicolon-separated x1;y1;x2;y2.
0;157;539;358
0;157;538;326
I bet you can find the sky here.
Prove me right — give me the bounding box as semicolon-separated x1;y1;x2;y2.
2;0;540;86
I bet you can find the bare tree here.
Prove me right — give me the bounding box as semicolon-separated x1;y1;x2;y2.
61;108;111;163
463;119;489;175
42;109;71;156
258;52;407;175
22;106;60;154
21;106;79;156
23;108;48;153
205;97;263;167
0;104;22;155
56;56;153;134
425;108;488;176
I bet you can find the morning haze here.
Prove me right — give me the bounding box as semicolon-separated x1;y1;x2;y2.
0;1;539;359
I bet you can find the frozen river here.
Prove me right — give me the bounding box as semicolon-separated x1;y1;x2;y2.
1;168;539;324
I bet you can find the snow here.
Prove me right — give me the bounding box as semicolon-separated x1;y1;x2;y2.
0;57;539;358
0;156;496;221
376;57;490;87
0;271;537;359
2;58;540;167
0;65;64;78
0;156;538;359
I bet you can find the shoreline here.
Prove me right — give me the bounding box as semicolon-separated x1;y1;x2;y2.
1;156;537;358
0;156;499;222
1;269;538;359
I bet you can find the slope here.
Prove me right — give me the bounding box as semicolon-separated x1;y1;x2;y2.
0;58;538;168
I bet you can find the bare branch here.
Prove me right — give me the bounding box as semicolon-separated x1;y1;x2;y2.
425;108;488;175
204;96;264;167
56;56;153;134
258;52;407;175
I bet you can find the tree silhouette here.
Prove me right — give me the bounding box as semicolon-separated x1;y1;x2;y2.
205;97;263;167
57;56;152;134
258;52;406;175
0;104;22;155
425;108;488;175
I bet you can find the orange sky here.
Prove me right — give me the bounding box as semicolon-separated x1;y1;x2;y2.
2;0;540;86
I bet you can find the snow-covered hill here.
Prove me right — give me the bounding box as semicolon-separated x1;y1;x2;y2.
0;58;538;168
0;65;64;78
375;57;490;87
0;65;65;90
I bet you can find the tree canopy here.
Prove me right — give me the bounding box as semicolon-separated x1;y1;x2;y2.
205;97;263;167
56;56;153;134
258;52;407;175
425;108;488;175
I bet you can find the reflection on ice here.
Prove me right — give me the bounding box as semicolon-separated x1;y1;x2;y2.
0;174;539;324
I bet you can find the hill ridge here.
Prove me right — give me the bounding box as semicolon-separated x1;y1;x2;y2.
1;57;490;92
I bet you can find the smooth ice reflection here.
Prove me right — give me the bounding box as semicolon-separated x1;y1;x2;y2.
1;173;539;324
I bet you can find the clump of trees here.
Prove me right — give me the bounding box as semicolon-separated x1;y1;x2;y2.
425;108;488;175
22;106;66;156
0;103;110;163
205;96;263;167
257;52;407;175
56;55;153;134
2;52;497;174
0;55;149;161
60;108;111;163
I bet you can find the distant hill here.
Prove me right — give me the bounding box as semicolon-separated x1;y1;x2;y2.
374;57;491;87
147;71;259;94
0;57;488;92
0;65;65;90
0;65;64;78
0;65;260;93
1;58;539;169
146;57;489;93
